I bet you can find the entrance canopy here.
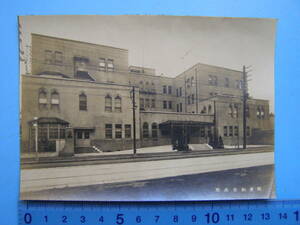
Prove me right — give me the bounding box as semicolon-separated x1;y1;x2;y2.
28;117;69;125
159;120;213;128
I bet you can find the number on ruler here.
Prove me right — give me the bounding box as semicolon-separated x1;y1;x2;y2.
24;213;32;224
205;212;220;224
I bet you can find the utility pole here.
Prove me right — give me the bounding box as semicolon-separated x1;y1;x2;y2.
131;86;137;155
242;65;248;149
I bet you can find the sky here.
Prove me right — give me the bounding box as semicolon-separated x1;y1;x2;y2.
19;15;276;112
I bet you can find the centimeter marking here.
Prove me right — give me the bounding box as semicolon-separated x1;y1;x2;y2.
19;200;300;225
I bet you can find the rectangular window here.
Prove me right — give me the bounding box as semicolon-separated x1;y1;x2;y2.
140;98;144;110
107;59;114;71
45;50;53;64
54;51;63;64
151;99;155;108
105;124;112;139
163;100;167;109
99;58;106;71
179;87;182;96
163;85;167;94
77;131;83;139
145;99;150;108
224;126;228;136
229;126;233;136
177;104;179;112
168;101;172;109
191;94;195;104
125;124;131;138
188;96;191;105
115;124;122;139
84;131;90;139
49;124;59;139
207;126;212;137
59;128;65;139
225;77;229;87
180;103;183;112
234;126;239;136
176;89;179;97
168;86;172;94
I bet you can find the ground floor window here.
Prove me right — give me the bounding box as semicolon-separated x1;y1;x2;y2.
115;124;122;139
234;126;239;136
152;123;158;139
105;124;113;139
77;131;90;139
247;126;251;136
125;124;131;138
229;126;233;136
223;126;228;136
200;126;205;137
143;122;149;138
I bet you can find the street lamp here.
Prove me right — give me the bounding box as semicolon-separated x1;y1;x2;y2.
33;117;38;160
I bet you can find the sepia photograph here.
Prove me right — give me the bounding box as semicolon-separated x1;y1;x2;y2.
19;15;276;201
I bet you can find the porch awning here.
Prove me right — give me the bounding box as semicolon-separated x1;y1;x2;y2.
159;120;213;128
28;117;69;125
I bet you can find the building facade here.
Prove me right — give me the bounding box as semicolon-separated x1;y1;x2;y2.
20;34;273;157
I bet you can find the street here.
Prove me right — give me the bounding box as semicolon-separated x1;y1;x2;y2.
21;165;274;201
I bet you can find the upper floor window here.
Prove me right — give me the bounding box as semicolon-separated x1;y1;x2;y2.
191;94;195;104
233;104;238;118
50;90;59;110
168;86;172;94
209;75;218;86
54;51;63;64
125;124;131;138
140;98;144;110
45;50;53;64
191;77;194;86
163;100;167;109
168;101;172;109
151;99;155;108
225;77;229;87
145;98;150;108
105;95;112;112
228;104;233;117
256;106;261;118
79;93;87;111
179;103;183;112
107;59;114;72
246;104;250;118
208;105;212;114
179;87;182;96
38;88;48;109
163;85;167;94
186;78;190;88
98;58;106;71
115;96;122;112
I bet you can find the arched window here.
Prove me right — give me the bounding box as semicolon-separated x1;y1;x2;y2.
143;122;149;138
152;123;158;139
105;94;112;112
50;90;60;110
79;93;87;111
208;105;212;114
38;88;48;109
115;95;122;112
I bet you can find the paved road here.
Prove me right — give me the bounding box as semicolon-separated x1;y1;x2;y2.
21;165;275;201
21;152;274;197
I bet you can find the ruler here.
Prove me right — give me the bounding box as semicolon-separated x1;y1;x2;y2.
19;200;300;225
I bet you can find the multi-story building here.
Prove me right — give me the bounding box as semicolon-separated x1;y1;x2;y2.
20;33;273;157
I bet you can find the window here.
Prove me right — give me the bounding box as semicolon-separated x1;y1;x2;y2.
229;126;233;136
104;95;112;112
224;126;228;136
168;101;172;109
99;58;106;71
107;59;114;72
49;124;59;139
125;124;131;138
145;99;150;108
180;103;183;112
228;104;233;117
84;131;90;139
201;106;207;114
207;126;212;136
225;77;229;87
213;76;218;86
168;86;172;94
152;123;158;139
209;75;217;86
233;104;238;118
191;77;194;86
79;93;87;111
139;81;144;91
45;50;53;64
115;96;122;112
200;127;205;137
177;104;179;112
54;51;63;64
163;85;167;94
191;94;195;104
261;107;265;119
186;78;190;88
38;88;47;109
105;124;112;139
140;98;144;110
163;100;167;109
188;96;191;105
246;105;250;118
179;87;182;96
151;99;155;108
234;126;239;136
176;89;179;97
50;90;59;110
115;124;122;139
247;126;250;136
236;80;243;89
143;122;149;138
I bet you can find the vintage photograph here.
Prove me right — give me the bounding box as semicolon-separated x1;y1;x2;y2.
19;15;276;201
